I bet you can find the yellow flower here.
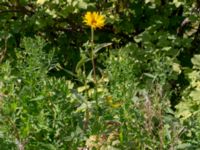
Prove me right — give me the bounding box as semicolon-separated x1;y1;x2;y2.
83;12;105;29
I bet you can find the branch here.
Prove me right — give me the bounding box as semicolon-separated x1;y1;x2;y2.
0;9;23;14
0;37;8;63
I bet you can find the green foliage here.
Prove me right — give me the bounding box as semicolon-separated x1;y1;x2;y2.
103;42;181;149
0;37;84;149
0;0;200;149
175;55;200;148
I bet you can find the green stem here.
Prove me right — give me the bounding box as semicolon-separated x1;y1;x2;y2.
91;27;100;128
91;27;94;44
91;27;96;83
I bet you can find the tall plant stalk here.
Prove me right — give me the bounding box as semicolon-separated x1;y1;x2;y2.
90;27;100;131
91;27;97;84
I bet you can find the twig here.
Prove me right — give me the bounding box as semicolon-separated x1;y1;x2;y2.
0;36;8;63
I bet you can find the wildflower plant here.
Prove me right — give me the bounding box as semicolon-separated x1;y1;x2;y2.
73;11;111;135
83;11;106;82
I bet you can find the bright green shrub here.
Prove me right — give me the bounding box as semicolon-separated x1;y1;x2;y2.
0;37;86;149
175;55;200;149
101;42;183;149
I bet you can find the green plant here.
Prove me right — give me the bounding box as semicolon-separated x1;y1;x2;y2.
175;55;200;149
0;0;200;149
0;37;84;149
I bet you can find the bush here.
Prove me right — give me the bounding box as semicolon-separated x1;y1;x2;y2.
0;0;200;149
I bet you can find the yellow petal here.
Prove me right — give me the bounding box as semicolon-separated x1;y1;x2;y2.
83;11;105;29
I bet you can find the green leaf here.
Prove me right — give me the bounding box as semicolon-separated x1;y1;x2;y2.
75;54;90;73
175;143;192;149
94;42;112;54
77;0;88;9
191;55;200;67
190;90;200;101
30;95;44;101
175;102;192;120
39;143;57;150
173;0;184;7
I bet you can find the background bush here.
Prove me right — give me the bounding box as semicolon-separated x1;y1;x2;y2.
0;0;200;149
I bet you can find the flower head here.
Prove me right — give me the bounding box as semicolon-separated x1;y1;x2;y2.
83;12;105;29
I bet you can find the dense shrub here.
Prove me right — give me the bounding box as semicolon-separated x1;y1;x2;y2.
0;0;200;149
